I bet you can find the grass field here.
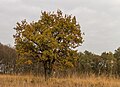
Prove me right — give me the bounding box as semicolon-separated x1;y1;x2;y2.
0;74;120;87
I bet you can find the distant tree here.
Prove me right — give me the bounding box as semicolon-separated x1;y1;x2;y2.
13;10;83;80
0;43;16;74
114;47;120;76
77;50;98;74
101;52;116;75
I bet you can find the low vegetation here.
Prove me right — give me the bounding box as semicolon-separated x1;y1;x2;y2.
0;74;120;87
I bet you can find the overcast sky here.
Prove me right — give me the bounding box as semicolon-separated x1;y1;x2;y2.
0;0;120;54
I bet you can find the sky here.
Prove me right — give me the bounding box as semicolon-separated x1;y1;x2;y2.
0;0;120;54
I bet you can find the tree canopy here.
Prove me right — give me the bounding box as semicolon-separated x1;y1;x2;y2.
13;10;83;79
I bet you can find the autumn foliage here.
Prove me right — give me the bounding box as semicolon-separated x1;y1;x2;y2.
13;10;83;79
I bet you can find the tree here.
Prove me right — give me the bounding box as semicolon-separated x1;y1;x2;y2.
77;50;102;75
114;47;120;76
101;52;116;75
0;43;16;74
13;10;83;80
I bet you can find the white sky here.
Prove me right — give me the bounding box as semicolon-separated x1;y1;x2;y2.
0;0;120;54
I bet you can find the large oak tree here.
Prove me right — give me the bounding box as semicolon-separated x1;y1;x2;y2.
14;10;83;80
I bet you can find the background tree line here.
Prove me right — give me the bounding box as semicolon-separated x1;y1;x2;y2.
0;42;120;76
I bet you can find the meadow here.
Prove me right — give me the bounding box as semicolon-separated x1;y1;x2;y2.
0;74;120;87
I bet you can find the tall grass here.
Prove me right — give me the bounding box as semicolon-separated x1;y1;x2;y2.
0;74;120;87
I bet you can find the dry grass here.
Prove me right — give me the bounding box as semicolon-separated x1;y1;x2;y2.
0;74;120;87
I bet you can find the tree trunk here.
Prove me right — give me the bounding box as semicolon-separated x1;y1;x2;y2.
43;62;47;81
43;59;55;81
